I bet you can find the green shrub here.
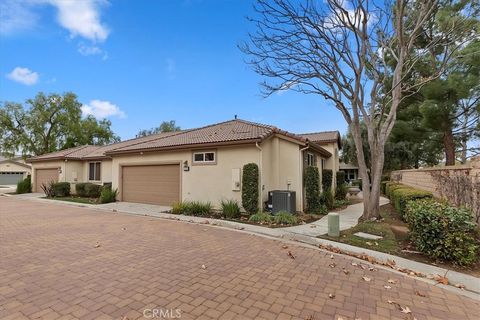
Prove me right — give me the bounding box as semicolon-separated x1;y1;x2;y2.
381;175;390;182
391;187;432;218
100;187;118;204
221;199;241;219
305;166;321;213
405;199;479;265
335;183;348;201
334;199;350;208
84;183;102;198
322;169;333;191
172;201;212;216
352;179;362;191
16;176;32;194
385;181;401;198
52;182;70;197
75;183;88;197
171;202;185;215
242;163;259;214
336;171;346;185
274;211;298;225
320;188;334;209
380;181;389;195
248;212;273;224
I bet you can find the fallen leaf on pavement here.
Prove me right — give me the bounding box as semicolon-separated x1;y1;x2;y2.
342;269;350;275
330;254;334;259
388;300;396;304
369;267;377;271
362;276;371;282
201;264;207;269
94;243;101;248
401;306;412;314
351;262;358;266
328;293;335;299
435;275;449;285
414;291;426;297
455;283;465;290
310;225;317;228
329;263;336;268
384;285;391;289
366;241;373;246
287;251;295;259
282;245;288;249
388;279;397;284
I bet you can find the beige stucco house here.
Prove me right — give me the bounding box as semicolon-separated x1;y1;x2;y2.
0;156;32;185
27;119;341;212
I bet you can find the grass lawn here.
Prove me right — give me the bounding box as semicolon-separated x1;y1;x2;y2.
44;196;99;205
321;204;406;255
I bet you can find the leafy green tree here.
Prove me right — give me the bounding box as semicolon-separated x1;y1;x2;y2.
0;92;119;157
136;120;181;137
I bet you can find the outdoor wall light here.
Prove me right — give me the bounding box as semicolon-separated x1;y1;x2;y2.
183;160;190;171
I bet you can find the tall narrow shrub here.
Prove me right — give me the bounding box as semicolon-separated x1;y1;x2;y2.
242;163;259;214
322;169;333;191
16;176;32;194
305;166;321;213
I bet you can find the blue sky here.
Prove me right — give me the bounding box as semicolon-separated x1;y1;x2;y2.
0;0;348;140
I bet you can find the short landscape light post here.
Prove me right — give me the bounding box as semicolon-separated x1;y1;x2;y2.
328;212;339;237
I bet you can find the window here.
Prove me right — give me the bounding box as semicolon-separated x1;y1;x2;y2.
321;159;326;171
193;151;216;164
306;153;317;167
89;162;101;181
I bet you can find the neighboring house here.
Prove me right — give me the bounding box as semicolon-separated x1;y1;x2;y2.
339;162;359;182
0;155;32;185
27;119;341;211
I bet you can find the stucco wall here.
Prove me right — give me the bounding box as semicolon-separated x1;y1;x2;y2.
260;136;303;211
111;145;260;209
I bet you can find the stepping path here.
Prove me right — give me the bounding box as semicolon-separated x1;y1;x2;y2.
280;194;390;237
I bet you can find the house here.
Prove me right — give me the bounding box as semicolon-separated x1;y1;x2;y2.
27;119;341;212
0;155;32;185
339;162;359;182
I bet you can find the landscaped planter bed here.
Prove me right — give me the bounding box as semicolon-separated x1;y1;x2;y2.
43;196;100;205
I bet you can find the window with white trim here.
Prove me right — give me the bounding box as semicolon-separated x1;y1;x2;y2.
88;162;101;181
193;151;216;164
307;153;317;167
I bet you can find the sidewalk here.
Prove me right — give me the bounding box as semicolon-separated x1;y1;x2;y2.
281;195;390;236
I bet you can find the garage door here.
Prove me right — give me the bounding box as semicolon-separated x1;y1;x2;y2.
122;164;180;205
35;168;59;192
0;172;25;185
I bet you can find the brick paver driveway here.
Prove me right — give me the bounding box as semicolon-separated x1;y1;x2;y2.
1;197;478;320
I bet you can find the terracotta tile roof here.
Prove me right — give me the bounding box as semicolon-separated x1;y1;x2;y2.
27;119;334;161
298;131;341;148
106;119;276;154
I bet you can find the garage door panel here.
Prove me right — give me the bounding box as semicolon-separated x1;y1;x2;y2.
0;172;25;185
122;164;180;206
35;168;59;192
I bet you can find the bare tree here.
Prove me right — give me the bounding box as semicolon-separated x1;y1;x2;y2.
241;0;465;219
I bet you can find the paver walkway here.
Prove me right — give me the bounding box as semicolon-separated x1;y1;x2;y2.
282;196;390;237
1;196;478;320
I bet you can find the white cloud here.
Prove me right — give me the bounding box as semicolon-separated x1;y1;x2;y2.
0;0;38;35
47;0;110;42
6;67;39;85
81;100;125;119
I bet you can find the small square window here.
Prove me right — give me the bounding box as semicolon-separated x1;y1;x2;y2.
193;151;216;164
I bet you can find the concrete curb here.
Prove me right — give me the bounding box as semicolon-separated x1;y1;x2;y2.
7;194;480;299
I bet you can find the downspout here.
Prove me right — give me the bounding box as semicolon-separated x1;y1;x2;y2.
299;145;309;212
255;142;263;212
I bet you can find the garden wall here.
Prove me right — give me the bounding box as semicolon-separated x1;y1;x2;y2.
391;157;480;223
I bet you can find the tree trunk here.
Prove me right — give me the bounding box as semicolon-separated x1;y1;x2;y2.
443;128;456;166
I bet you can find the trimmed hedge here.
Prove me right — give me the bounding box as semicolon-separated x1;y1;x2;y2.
171;201;212;216
320;188;334;209
52;182;70;197
242;163;259;214
76;182;102;198
17;176;32;194
305;166;321;213
391;187;432;219
405;199;479;265
322;169;333;191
